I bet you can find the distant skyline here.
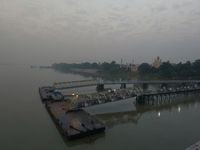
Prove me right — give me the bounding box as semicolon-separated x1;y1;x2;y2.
1;0;200;66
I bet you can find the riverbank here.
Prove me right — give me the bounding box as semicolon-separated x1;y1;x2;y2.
71;68;99;74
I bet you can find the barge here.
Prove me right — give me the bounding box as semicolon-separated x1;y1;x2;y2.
39;86;64;101
39;86;54;101
46;101;105;140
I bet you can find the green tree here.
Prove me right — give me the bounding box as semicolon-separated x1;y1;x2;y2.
138;63;151;74
158;62;174;78
192;59;200;77
150;67;158;74
91;62;99;69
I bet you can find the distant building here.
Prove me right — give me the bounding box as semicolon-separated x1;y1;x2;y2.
125;64;138;72
152;56;162;68
131;65;138;72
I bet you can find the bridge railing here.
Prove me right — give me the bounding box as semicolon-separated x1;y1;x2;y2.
53;79;100;89
100;80;200;84
52;79;200;89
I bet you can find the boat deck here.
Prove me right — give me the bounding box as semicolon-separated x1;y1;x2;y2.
39;86;54;101
47;100;71;117
46;101;105;140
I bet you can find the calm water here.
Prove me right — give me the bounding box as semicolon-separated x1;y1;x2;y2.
1;65;200;150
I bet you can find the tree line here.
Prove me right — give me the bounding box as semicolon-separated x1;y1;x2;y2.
138;59;200;79
51;61;129;74
52;59;200;79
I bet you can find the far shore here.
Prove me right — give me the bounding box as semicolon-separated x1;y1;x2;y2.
71;68;98;74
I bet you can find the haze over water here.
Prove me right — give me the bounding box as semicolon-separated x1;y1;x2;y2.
1;65;200;150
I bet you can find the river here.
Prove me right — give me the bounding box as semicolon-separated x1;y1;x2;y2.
1;65;200;150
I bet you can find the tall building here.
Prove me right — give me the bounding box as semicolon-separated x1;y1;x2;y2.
152;56;162;68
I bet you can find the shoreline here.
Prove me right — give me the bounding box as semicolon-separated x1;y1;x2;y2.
71;68;99;74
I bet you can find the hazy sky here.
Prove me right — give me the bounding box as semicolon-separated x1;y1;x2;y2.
0;0;200;65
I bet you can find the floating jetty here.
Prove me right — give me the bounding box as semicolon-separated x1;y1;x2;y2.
45;100;105;140
39;86;54;101
39;86;138;107
135;86;200;104
39;82;200;140
39;86;64;101
39;86;106;140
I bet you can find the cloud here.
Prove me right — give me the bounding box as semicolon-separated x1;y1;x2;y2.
1;1;200;47
181;0;193;6
172;0;193;9
144;1;168;13
150;2;168;13
63;0;78;6
145;0;195;13
143;1;151;7
76;8;88;15
191;11;200;16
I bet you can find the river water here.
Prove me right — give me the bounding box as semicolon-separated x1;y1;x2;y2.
1;65;200;150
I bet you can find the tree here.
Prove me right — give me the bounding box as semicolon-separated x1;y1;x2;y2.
99;61;120;74
100;62;110;71
111;61;116;65
158;62;174;78
91;62;99;69
80;62;91;69
138;63;151;74
150;67;158;74
192;59;200;77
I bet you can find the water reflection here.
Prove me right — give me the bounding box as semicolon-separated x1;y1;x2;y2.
45;98;200;147
35;67;200;148
178;105;181;113
195;101;198;110
62;132;105;147
51;67;131;81
158;111;161;117
96;97;199;129
97;111;142;128
53;68;98;79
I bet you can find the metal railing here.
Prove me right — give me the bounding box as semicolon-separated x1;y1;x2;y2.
53;79;200;89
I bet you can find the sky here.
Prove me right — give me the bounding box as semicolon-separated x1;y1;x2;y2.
0;0;200;66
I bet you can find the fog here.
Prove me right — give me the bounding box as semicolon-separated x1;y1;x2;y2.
1;0;200;66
